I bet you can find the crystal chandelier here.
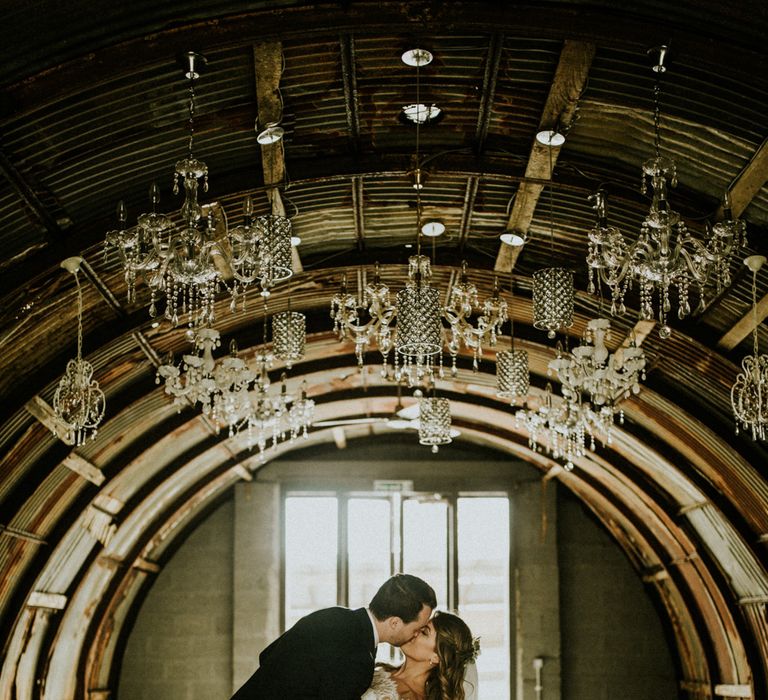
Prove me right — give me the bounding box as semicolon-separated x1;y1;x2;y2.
444;264;508;371
229;195;294;304
156;303;311;453
330;264;395;372
516;386;606;471
106;52;293;327
731;255;768;440
585;47;745;338
52;257;106;445
419;394;452;453
548;317;646;421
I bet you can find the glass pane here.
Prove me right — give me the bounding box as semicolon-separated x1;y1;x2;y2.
348;498;392;609
458;497;510;700
403;498;448;608
284;497;338;629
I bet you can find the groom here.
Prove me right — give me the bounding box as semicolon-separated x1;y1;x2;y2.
230;573;436;699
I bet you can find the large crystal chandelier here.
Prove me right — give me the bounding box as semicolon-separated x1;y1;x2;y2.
106;52;293;327
156;303;311;454
52;257;106;445
548;317;646;420
585;47;745;338
731;255;768;440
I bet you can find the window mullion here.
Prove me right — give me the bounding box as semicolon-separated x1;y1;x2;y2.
338;492;348;607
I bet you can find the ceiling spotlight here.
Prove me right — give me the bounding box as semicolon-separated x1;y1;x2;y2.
500;230;527;247
256;122;284;145
421;220;445;237
290;235;301;247
401;48;433;67
535;129;565;147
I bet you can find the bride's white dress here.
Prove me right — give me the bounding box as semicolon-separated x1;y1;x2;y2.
361;667;402;700
361;663;479;699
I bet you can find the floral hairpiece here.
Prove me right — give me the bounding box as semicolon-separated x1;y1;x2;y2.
468;636;481;663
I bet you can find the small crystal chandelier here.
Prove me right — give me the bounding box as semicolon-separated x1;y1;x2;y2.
516;386;598;471
444;264;508;372
52;257;106;445
330;265;396;372
585;47;745;338
228;195;294;304
273;308;306;369
496;277;530;403
289;381;315;441
419;393;452;453
731;255;768;440
548;318;646;420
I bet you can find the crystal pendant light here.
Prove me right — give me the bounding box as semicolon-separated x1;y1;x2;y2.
533;267;574;339
273;308;306;369
532;125;574;339
585;47;745;338
419;394;452;453
731;255;768;440
496;277;530;402
52;257;106;445
395;47;443;385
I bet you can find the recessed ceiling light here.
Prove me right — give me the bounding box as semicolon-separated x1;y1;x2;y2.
500;230;527;247
535;129;565;146
256;123;284;145
402;103;441;124
290;235;301;247
401;48;433;67
421;220;445;237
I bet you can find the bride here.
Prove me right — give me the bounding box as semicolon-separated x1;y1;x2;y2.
362;611;479;700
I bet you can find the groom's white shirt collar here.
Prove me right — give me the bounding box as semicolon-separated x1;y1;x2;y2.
365;608;380;647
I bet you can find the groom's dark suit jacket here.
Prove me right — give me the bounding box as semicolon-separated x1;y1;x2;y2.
230;606;376;699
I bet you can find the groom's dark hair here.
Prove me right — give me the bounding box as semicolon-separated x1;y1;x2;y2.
369;573;437;623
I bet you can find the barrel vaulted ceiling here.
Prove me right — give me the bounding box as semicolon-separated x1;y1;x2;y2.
1;1;767;698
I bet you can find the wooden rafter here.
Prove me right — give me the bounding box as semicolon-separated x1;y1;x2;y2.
494;40;595;273
718;294;768;352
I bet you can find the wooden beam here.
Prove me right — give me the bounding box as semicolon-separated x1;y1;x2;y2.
717;293;768;351
25;396;74;446
457;176;480;253
717;136;768;219
63;454;105;486
339;34;361;146
475;33;504;152
332;427;347;449
494;40;595;272
27;591;67;610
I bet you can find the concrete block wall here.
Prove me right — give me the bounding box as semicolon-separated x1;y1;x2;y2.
118;500;234;700
558;494;676;700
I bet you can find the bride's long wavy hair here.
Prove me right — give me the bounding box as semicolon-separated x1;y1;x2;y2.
424;611;475;700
